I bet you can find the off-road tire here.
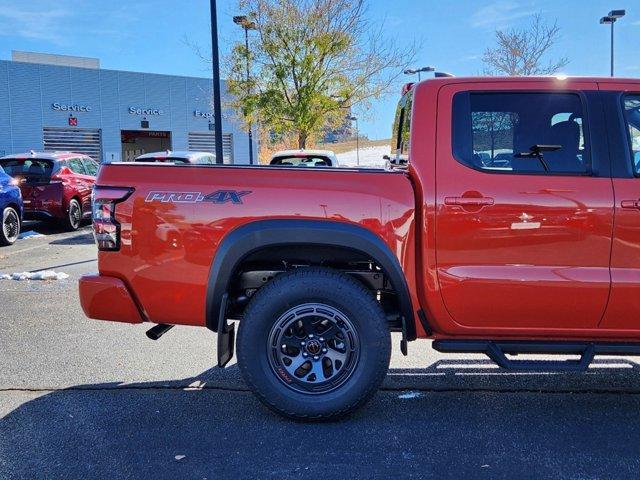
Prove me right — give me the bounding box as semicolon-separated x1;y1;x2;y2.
237;267;391;421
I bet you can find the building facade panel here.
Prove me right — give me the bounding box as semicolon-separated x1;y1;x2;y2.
8;62;43;153
0;59;254;164
0;62;12;157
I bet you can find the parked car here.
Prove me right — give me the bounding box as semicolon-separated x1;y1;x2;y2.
134;151;217;164
0;151;99;231
0;165;23;246
81;76;640;420
270;149;339;167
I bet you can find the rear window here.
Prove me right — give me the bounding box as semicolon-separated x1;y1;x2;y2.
623;95;640;174
162;157;190;164
134;157;189;164
391;89;413;163
0;159;56;182
270;155;332;167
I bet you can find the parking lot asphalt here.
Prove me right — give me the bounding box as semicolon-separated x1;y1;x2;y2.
2;223;640;479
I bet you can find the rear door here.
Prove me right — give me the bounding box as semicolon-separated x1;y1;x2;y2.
600;86;640;329
435;81;614;331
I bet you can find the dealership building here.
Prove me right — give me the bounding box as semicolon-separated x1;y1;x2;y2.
0;51;257;163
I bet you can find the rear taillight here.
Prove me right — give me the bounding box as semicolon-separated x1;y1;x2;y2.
92;187;133;251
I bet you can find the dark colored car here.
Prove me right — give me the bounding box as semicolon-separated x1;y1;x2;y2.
0;151;99;231
0;165;23;246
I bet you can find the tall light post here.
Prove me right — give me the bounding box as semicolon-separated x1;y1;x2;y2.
403;66;435;81
209;0;224;164
349;115;359;166
233;15;257;165
600;10;625;77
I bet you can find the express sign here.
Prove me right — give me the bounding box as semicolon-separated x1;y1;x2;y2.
194;110;214;119
52;102;92;112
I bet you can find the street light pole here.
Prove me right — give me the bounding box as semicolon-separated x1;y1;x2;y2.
600;10;625;77
349;116;359;166
611;20;614;77
234;15;257;165
403;66;435;81
209;0;224;164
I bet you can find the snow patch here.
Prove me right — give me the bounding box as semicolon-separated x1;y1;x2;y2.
18;230;45;239
1;270;70;281
336;145;390;169
398;391;422;399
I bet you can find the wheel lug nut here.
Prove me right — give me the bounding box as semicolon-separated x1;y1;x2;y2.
322;348;327;353
308;334;314;339
319;337;324;342
303;352;308;357
313;355;319;360
300;341;306;346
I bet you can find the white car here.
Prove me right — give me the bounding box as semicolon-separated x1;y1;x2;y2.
134;150;217;164
270;149;339;167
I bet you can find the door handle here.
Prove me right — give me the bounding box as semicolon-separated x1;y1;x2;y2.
444;196;494;207
621;200;640;209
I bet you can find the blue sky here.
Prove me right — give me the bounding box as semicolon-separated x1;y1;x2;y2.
0;0;638;139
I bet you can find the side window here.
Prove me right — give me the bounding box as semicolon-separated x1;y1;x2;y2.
67;158;87;175
391;89;413;162
83;159;99;176
623;95;640;174
453;92;590;175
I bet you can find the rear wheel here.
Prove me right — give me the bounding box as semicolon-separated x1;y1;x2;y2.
62;199;82;231
0;207;20;246
237;267;391;420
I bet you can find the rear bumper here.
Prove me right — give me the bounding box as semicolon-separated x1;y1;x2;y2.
79;274;144;324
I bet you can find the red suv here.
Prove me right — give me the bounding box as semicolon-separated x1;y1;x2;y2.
0;151;99;230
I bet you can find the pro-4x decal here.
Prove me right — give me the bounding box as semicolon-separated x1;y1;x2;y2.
145;190;251;204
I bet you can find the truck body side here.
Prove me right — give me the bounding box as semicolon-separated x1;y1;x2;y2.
82;164;423;335
82;76;640;342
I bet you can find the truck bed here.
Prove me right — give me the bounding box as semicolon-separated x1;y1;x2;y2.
95;163;416;327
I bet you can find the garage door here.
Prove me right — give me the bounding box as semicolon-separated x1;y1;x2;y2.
188;132;233;164
43;127;102;162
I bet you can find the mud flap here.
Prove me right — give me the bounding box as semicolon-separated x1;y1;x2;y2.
217;293;235;367
400;315;408;356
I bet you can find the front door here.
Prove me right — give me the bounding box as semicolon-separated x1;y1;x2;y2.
435;82;614;331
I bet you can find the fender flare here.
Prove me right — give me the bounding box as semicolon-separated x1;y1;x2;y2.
205;219;416;340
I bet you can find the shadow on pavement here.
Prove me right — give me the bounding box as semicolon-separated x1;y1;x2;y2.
3;360;640;479
48;231;95;246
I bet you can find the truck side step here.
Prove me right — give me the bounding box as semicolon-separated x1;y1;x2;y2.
432;340;640;372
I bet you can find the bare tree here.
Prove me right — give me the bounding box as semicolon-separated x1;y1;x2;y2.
483;14;569;76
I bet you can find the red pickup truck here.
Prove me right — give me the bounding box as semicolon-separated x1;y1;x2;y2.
80;76;640;420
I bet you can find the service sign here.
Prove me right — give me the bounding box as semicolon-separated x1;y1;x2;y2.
52;102;92;112
129;106;164;116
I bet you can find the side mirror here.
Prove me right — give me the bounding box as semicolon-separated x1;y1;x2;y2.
58;166;72;176
382;155;390;161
